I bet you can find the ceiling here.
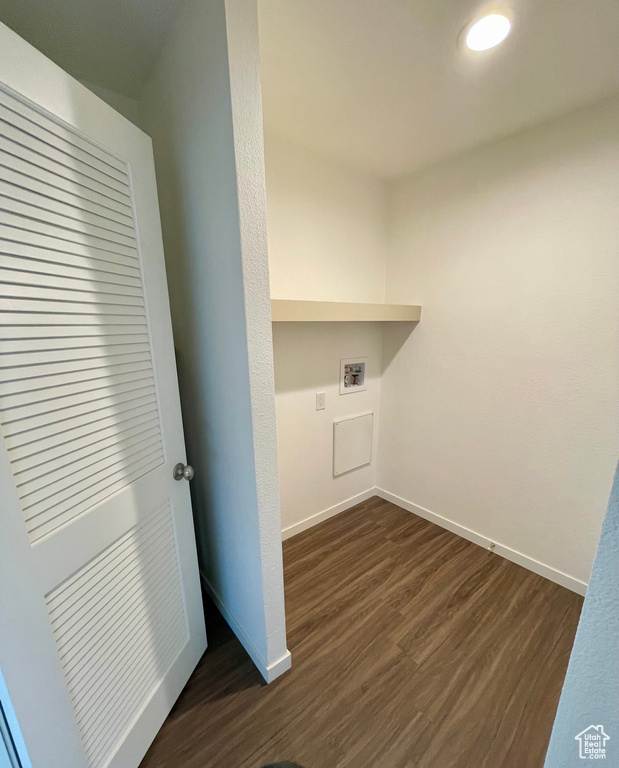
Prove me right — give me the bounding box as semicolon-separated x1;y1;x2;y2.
0;0;177;98
0;0;617;178
258;0;619;178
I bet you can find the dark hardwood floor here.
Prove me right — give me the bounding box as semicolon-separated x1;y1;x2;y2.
140;496;583;768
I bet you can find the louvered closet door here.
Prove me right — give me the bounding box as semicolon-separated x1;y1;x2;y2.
0;23;206;768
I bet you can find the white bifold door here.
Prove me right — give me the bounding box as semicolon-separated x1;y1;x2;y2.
0;23;207;768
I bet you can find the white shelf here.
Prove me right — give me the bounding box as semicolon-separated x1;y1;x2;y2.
271;300;421;323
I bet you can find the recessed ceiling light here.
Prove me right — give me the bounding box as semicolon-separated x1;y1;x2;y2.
465;13;511;51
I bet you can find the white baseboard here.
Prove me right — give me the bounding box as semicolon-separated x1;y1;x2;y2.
375;488;588;596
280;486;587;594
282;488;378;541
200;572;292;683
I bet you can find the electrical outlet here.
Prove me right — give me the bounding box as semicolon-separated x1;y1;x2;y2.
316;392;326;411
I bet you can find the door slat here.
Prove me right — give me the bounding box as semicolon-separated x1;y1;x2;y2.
0;90;127;173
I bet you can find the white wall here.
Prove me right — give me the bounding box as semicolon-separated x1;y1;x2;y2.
380;98;619;588
264;137;388;533
265;133;387;302
140;0;289;682
224;0;289;677
273;322;382;537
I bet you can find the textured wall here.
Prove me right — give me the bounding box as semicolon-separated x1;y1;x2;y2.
224;0;289;673
544;463;619;766
140;0;288;681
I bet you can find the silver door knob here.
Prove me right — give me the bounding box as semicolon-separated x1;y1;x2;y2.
173;463;194;481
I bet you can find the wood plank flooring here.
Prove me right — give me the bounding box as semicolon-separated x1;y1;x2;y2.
140;496;583;768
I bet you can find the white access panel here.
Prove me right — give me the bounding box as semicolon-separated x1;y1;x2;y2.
333;412;373;476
